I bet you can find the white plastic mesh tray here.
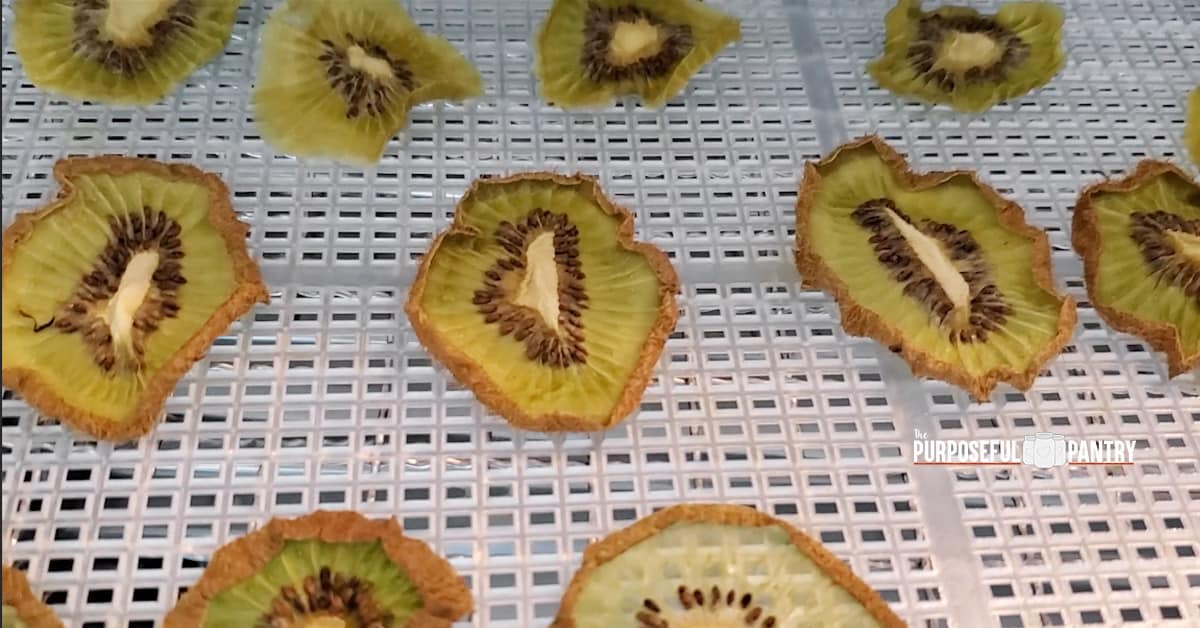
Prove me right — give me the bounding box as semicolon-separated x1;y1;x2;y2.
2;0;1198;626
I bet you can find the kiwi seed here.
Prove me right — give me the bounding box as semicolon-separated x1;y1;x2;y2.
260;566;391;628
71;0;199;76
581;4;694;83
51;206;186;373
318;37;417;119
852;198;1012;343
633;585;777;628
1129;211;1200;299
906;13;1030;93
473;208;589;368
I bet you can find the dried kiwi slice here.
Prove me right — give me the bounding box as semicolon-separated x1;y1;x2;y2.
253;0;483;165
553;504;905;628
867;0;1065;112
1072;161;1200;378
1186;86;1200;168
2;566;62;628
163;510;472;627
406;172;679;431
1;157;269;440
794;136;1076;401
13;0;240;104
535;0;741;109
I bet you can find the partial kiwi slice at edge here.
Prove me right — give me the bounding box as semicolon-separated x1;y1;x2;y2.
794;135;1076;401
1;156;269;440
2;565;63;628
535;0;741;109
1072;160;1200;378
253;0;484;165
406;172;680;432
13;0;241;104
162;510;472;627
867;0;1065;112
1186;86;1200;168
552;503;905;628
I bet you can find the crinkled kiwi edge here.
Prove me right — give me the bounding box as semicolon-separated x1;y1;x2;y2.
550;503;906;628
534;0;742;110
794;135;1077;402
1071;159;1200;378
0;156;270;441
2;565;64;628
163;510;473;628
1186;86;1200;169
405;172;680;432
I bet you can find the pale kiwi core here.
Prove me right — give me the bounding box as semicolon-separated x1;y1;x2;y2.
1170;230;1200;264
609;19;664;65
301;618;348;628
346;46;396;81
881;205;973;328
104;250;161;366
512;232;562;333
102;0;178;46
936;30;1003;72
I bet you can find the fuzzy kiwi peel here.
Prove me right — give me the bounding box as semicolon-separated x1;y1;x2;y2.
867;0;1065;112
1186;86;1200;169
535;0;741;109
406;172;679;432
1;156;269;440
253;0;483;165
163;510;472;627
1072;160;1200;378
13;0;241;104
794;135;1076;401
552;504;905;628
2;565;63;628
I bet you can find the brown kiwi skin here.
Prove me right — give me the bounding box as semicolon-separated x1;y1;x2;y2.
404;171;680;433
793;135;1077;401
551;503;907;628
1;156;269;441
1071;159;1200;378
2;565;63;628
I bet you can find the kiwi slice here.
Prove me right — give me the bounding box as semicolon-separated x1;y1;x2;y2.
1186;86;1200;168
13;0;240;104
794;136;1076;401
535;0;741;109
405;172;679;431
867;0;1065;113
1;157;269;440
553;504;905;628
1072;161;1200;378
252;0;484;165
163;510;472;627
2;565;63;628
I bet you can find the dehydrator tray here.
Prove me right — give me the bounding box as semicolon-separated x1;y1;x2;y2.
2;0;1198;626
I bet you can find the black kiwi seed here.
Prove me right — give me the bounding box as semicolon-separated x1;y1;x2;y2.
581;4;694;83
473;208;590;368
257;566;393;628
1129;211;1200;302
54;206;186;373
905;14;1030;93
70;0;199;76
318;37;416;119
640;586;778;627
852;198;1012;343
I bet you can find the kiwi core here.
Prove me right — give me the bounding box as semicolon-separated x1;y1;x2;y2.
936;31;1002;72
302;618;347;628
1170;230;1200;264
881;204;973;326
346;45;397;81
104;250;161;361
102;0;178;46
513;232;563;332
609;19;664;66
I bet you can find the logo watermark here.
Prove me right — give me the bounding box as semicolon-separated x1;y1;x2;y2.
912;429;1137;469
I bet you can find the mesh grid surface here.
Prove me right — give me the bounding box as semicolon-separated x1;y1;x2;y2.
1;0;1198;626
